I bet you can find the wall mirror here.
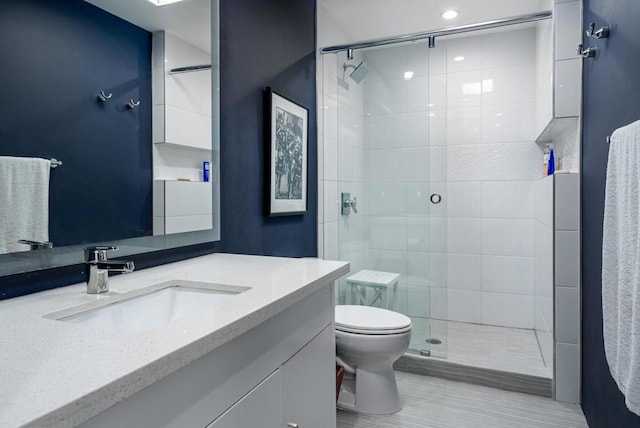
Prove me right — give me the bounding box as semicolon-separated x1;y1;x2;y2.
0;0;220;278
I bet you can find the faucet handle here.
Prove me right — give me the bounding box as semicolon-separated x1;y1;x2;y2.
84;246;119;262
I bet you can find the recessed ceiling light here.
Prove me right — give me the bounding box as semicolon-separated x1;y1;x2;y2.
404;71;415;80
454;56;465;62
441;10;459;20
147;0;185;6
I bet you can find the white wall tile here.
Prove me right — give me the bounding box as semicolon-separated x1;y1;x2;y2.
555;1;581;61
555;173;580;230
364;114;405;149
323;180;339;223
482;218;534;257
429;42;447;75
406;147;430;182
482;293;534;328
447;289;482;323
430;286;447;319
447;253;482;291
481;28;535;69
406;182;430;216
405;76;430;112
407;287;430;317
482;104;535;143
338;142;362;182
482;255;535;295
446;37;482;72
406;217;429;252
428;74;447;112
556;342;581;403
429;111;447;146
339;216;365;258
430;217;447;253
363;79;405;115
406;251;429;287
367;217;407;251
323;136;338;181
365;182;406;216
406;112;429;147
447;143;541;181
556;286;581;344
481;180;534;219
534;175;554;227
481;65;534;107
555;59;581;118
322;54;338;100
323;95;338;141
323;220;339;260
447;218;482;254
447;108;482;145
446;181;482;218
405;43;430;77
429;146;445;182
363;46;406;82
339;106;363;148
555;230;580;287
447;71;482;110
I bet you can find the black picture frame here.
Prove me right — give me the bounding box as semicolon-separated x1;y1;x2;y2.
265;87;308;216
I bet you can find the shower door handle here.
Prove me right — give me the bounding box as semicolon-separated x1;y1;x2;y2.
430;193;442;204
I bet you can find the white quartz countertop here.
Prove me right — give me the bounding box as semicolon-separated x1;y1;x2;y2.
0;254;349;428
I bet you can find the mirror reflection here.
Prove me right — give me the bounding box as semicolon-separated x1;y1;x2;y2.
0;0;214;256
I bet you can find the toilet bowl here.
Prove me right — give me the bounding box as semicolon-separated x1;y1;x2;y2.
335;305;411;415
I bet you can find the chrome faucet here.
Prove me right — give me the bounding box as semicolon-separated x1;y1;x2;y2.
84;246;135;294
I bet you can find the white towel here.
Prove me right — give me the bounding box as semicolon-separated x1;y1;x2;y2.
603;119;640;416
0;156;50;254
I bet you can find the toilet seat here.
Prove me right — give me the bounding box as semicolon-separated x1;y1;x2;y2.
335;305;412;335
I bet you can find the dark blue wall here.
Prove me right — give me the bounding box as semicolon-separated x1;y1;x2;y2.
0;0;153;247
0;0;317;298
582;1;640;426
219;0;317;257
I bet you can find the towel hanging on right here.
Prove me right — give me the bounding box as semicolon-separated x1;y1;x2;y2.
602;119;640;416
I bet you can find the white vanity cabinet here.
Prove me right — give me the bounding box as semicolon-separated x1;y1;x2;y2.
210;326;334;428
81;286;336;428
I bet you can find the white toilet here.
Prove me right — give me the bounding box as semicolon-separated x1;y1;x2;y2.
335;305;412;415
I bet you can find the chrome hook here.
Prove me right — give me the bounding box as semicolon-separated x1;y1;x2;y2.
97;90;112;102
577;44;596;58
587;22;610;39
126;99;141;109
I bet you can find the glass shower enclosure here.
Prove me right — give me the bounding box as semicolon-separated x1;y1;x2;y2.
324;38;448;358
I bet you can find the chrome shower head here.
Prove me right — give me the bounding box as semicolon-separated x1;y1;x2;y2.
343;61;369;84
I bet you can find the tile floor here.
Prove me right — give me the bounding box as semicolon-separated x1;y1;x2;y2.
337;371;588;428
409;318;552;378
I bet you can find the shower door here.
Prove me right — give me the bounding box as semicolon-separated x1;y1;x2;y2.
328;39;448;358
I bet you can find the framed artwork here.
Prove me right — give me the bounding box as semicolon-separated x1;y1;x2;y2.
265;87;308;216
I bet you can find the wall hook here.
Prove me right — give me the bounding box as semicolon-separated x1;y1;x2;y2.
587;22;610;39
97;90;112;102
126;99;141;109
577;44;596;58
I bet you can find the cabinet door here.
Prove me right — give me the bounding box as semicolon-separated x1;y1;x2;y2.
208;370;282;428
282;326;335;428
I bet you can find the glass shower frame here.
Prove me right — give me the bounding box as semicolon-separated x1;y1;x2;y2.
328;39;449;358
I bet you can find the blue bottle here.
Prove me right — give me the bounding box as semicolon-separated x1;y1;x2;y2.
203;161;210;182
547;149;555;175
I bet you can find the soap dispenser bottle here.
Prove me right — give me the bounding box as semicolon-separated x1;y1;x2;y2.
543;145;550;176
547;147;555;176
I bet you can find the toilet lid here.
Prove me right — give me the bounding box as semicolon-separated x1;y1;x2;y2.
335;305;412;335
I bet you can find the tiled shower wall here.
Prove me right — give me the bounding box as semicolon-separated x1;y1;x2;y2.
360;28;542;329
321;28;547;329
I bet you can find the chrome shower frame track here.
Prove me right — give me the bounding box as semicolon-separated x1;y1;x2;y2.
320;11;552;55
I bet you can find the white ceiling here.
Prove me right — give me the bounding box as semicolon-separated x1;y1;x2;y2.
85;0;211;53
319;0;548;47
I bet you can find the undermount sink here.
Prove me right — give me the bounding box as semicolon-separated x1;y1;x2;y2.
47;281;250;335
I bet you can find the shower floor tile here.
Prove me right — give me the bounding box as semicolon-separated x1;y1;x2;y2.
409;318;551;378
